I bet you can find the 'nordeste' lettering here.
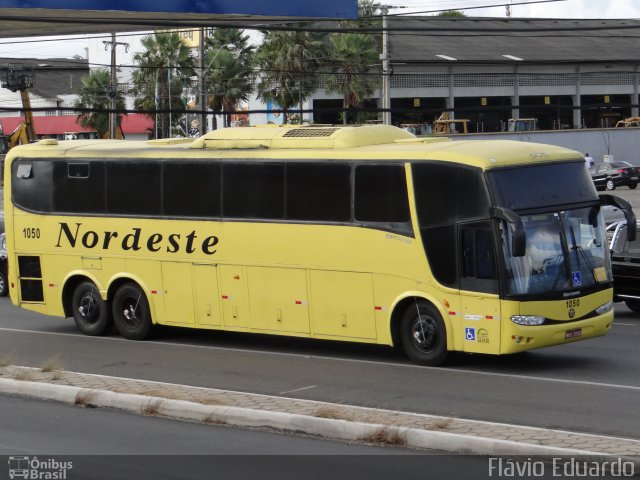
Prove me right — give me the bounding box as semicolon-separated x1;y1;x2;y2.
56;222;219;255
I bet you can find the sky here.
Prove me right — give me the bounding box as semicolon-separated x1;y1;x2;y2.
0;0;639;59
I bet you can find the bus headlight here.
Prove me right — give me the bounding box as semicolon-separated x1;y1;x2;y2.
511;315;545;326
595;301;613;315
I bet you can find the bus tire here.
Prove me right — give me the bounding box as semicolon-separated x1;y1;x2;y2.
624;299;640;313
400;301;448;366
112;282;153;340
0;269;8;297
71;281;112;336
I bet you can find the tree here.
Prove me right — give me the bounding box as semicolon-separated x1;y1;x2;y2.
324;33;379;124
205;28;255;129
132;32;195;138
255;28;324;124
74;69;125;138
438;10;466;16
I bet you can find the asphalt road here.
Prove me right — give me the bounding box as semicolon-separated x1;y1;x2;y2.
0;297;638;440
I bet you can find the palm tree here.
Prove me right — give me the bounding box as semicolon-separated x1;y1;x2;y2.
74;69;125;138
324;33;379;124
255;28;324;124
132;32;195;138
205;28;255;129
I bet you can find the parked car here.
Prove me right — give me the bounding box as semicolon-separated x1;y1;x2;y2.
0;232;7;297
609;221;640;312
589;161;640;191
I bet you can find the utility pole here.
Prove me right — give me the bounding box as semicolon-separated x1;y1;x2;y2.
103;33;129;139
199;27;207;135
380;5;391;125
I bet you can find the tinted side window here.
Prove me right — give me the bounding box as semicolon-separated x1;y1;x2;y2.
458;167;490;220
223;163;284;219
12;160;54;213
163;162;221;217
106;162;161;215
286;163;351;222
53;161;106;214
354;165;410;223
413;163;457;227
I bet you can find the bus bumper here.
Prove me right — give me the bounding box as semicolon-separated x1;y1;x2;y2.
500;309;613;354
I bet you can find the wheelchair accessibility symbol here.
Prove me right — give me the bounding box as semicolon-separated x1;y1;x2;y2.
571;271;582;287
465;327;476;341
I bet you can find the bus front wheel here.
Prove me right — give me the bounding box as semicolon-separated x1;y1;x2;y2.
71;281;112;336
112;283;153;340
400;301;448;366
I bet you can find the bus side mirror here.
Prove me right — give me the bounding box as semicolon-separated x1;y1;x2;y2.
492;207;526;257
600;194;636;241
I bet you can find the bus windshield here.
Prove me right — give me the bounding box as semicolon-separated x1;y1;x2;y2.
500;207;611;296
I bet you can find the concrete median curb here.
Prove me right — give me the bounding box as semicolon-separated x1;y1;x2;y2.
0;377;615;457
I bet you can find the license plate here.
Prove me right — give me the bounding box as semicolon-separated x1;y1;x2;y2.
631;176;638;180
565;328;582;339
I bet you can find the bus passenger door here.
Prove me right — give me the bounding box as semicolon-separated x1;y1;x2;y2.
161;262;195;326
192;264;222;327
309;270;376;340
458;221;501;354
219;265;249;328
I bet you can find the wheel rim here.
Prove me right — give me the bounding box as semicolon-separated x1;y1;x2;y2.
607;180;614;190
78;291;99;325
410;315;439;353
120;294;142;329
0;276;4;292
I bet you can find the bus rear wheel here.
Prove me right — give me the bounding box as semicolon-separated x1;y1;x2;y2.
112;283;153;340
400;301;448;366
71;281;112;336
0;269;8;297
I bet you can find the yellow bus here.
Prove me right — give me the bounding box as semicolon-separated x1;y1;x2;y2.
3;125;635;366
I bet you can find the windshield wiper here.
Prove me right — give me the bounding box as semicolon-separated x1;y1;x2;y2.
569;225;598;284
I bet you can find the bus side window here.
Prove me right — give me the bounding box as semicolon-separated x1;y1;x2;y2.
107;161;161;216
163;162;221;218
54;160;106;214
285;163;351;222
354;164;411;231
12;160;54;213
223;163;285;220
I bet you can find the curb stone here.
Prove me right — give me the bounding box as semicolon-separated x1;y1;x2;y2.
1;375;638;463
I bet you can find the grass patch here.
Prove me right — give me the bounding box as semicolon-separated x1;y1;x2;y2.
359;427;407;446
40;356;63;373
13;369;35;381
74;391;96;407
0;356;13;368
432;418;453;430
141;399;163;416
313;407;354;421
204;414;227;425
